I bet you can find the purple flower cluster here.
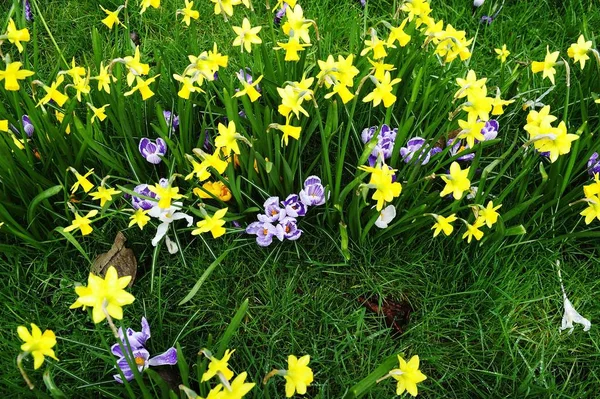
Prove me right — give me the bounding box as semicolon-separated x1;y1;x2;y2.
139;137;167;164
400;137;441;165
111;317;177;383
361;124;398;166
163;110;179;133
246;176;326;246
589;152;600;176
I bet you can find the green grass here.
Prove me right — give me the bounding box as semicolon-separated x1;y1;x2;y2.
1;0;600;397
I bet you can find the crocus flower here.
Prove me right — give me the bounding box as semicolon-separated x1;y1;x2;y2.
274;4;288;26
259;197;287;223
139;137;167;164
111;317;177;383
299;176;326;206
23;0;33;22
375;204;396;228
17;323;58;369
246;221;283;246
400;137;439;165
21;115;34;137
361;126;378;144
587;152;600;176
447;138;475;162
147;202;193;248
279;217;302;240
481;119;499;141
163;110;179;132
282;194;307;217
132;183;159;210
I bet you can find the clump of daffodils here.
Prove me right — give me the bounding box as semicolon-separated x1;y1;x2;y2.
523;105;579;163
200;348;256;398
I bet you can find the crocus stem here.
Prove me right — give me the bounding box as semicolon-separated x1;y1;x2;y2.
17;353;35;390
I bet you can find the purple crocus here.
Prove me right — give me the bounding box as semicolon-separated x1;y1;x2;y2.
282;194;307;217
23;0;33;22
258;196;286;223
246;221;283;246
22;115;34;137
481;119;499;141
139;137;167;164
588;152;600;176
358;0;366;6
448;138;475;162
274;4;288;26
131;184;158;210
111;317;177;383
279;217;302;240
400;137;440;165
299;176;326;206
163;111;179;132
361;126;378;144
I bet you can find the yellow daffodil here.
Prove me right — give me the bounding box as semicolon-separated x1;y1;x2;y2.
129;209;150;230
70;266;135;323
583;174;600;199
215;121;243;155
191;208;228;238
269;120;302;146
0;62;35;91
440;162;471;200
434;24;473;63
68;73;91;102
5;18;30;53
233;74;263;102
211;0;235;17
462;90;493;122
389;355;427;397
402;0;432;24
359;163;402;211
17;324;58;369
89;186;121;206
140;0;160;14
93;62;115;94
56;111;71;134
201;349;235;382
232;18;262;53
69;167;95;193
273;0;297;10
275;38;310;62
173;74;204;99
185;151;228;181
0;120;8;132
88;103;109;123
531;47;560;85
218;372;255;399
431;214;457;237
60;58;86;79
63;210;98;236
284;355;313;397
360;30;393;60
595;99;600;104
363;72;402;108
194;181;232;202
490;91;514;115
534;121;579;163
100;5;124;29
457;114;486;148
387;18;411;47
178;0;199;26
455;70;487;99
580;196;600;224
122;47;150;86
494;44;510;63
149;182;184;209
277;84;310;119
567;34;593;70
282;4;312;44
36;75;69;107
124;75;160;101
368;58;396;81
477;201;501;228
523;105;557;138
462;219;485;243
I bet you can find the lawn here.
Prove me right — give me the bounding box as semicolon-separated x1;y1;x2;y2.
1;0;600;398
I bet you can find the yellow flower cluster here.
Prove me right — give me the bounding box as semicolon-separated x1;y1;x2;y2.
524;105;579;163
580;174;600;225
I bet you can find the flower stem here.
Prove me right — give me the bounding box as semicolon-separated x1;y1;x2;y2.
17;352;35;390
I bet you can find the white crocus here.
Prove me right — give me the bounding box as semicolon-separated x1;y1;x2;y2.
148;202;193;249
557;264;591;333
375;205;396;228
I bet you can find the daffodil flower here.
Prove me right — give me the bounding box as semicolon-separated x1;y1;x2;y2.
67;73;91;102
462;218;485;243
88;103;109;123
476;201;501;228
494;44;510;63
430;213;457;237
35;75;69;107
89;186;121;207
531;46;560;85
387;18;411;47
368;58;396;81
457;114;486;148
440;162;471;200
118;47;150;86
191;208;228;238
63;209;98;236
215;121;251;155
70;266;135;323
69;167;95;193
275;38;310;62
218;372;255;399
378;354;427;397
17;323;58;370
100;5;124;29
60;57;86;79
93;62;116;94
4;18;30;53
282;4;313;44
232;18;262;53
567;34;592;70
124;75;160;101
534;121;579;163
360;29;393;60
0;62;35;91
129;209;151;230
490;89;514;115
185;150;228;181
363;72;402;108
233;72;263;102
178;0;199;26
268;119;301;146
140;0;160;14
359;163;402;211
201;348;235;383
148;181;184;209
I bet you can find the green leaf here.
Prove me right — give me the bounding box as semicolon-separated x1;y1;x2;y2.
179;250;229;305
176;342;190;387
216;298;249;358
43;368;67;399
55;227;91;264
27;185;63;225
343;353;399;398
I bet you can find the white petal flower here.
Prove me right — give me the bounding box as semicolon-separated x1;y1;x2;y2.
165;235;179;254
148;202;193;248
560;285;591;334
375;205;396;228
